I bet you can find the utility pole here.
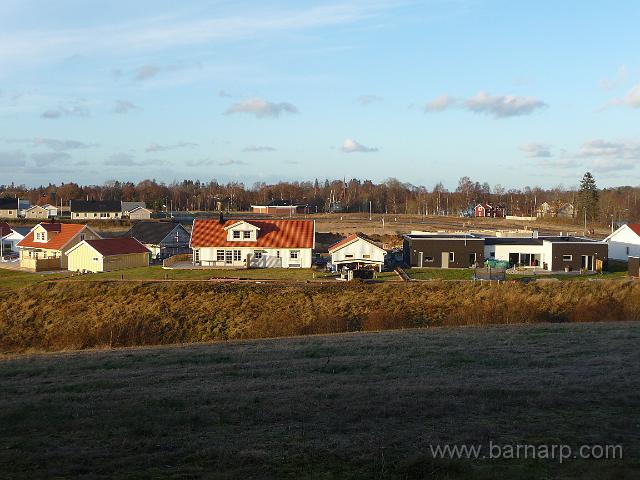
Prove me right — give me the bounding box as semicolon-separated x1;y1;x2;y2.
583;207;587;235
369;200;372;221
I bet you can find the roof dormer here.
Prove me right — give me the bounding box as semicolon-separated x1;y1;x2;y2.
224;221;260;241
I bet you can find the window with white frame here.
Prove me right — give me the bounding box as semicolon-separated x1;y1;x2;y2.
290;250;299;259
449;252;455;262
254;250;263;259
562;254;572;261
233;250;241;261
243;231;251;239
217;250;225;261
233;230;241;239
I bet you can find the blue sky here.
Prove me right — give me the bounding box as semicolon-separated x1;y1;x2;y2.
1;0;639;189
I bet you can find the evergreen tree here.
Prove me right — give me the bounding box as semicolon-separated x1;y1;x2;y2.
578;172;599;221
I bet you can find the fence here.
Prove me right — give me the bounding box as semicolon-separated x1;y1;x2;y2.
473;267;506;281
163;253;193;268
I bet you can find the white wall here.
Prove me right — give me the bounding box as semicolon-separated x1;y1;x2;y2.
606;226;640;261
485;243;552;270
196;246;312;268
331;238;385;267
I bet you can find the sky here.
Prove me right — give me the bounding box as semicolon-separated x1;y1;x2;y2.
1;0;639;190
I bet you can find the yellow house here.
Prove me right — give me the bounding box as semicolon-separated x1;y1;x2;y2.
25;205;50;219
17;222;101;271
0;197;18;219
66;237;150;272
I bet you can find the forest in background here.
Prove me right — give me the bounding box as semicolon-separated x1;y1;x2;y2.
2;172;639;224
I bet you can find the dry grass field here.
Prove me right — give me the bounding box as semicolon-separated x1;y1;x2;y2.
1;322;638;479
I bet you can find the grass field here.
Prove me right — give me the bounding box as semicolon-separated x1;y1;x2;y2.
405;267;629;282
0;268;70;293
1;322;638;479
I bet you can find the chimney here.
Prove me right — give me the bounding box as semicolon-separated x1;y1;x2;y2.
219;212;224;224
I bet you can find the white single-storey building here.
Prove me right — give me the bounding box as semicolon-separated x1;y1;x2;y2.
190;217;315;268
604;223;640;261
328;233;386;271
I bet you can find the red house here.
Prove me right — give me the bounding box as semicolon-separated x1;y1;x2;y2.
475;203;506;218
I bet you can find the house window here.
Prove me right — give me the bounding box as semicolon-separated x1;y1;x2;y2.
469;253;477;263
225;251;233;263
243;231;251;239
233;250;241;261
425;256;434;262
217;250;225;261
490;252;495;258
276;251;280;258
254;250;263;259
363;254;370;259
345;254;353;258
290;250;299;259
562;254;573;261
449;252;455;262
80;234;85;241
233;231;241;239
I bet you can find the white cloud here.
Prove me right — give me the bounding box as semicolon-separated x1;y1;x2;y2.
31;151;71;166
599;65;629;91
520;143;552;158
219;159;247;166
225;98;298;118
0;3;402;69
218;90;233;98
4;137;96;151
0;150;26;167
342;138;378;153
243;145;276;152
40;99;90;119
421;91;546;117
464;91;546;118
113;100;141;114
624;83;640;108
356;95;382;105
145;142;198;152
424;94;457;112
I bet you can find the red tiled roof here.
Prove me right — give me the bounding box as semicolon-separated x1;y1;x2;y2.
17;223;85;251
328;232;383;252
328;233;362;252
0;222;11;238
84;238;150;256
190;219;314;248
627;224;640;237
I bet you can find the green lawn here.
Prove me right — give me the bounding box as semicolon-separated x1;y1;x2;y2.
73;265;336;282
406;267;474;280
1;322;637;479
506;271;629;282
0;268;70;293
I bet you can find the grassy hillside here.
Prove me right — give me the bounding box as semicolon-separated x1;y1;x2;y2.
1;279;640;353
1;322;638;479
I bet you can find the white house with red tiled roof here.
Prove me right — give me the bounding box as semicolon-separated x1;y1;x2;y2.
604;223;640;261
16;222;101;271
190;218;315;268
328;233;386;272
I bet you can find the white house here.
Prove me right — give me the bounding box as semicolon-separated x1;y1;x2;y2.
328;233;386;271
604;223;640;261
190;217;315;268
1;223;26;258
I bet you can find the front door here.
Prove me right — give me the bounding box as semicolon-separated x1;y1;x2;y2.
581;255;594;271
441;252;449;268
194;249;200;265
418;251;424;267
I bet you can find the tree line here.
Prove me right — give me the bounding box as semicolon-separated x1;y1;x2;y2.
1;173;638;224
